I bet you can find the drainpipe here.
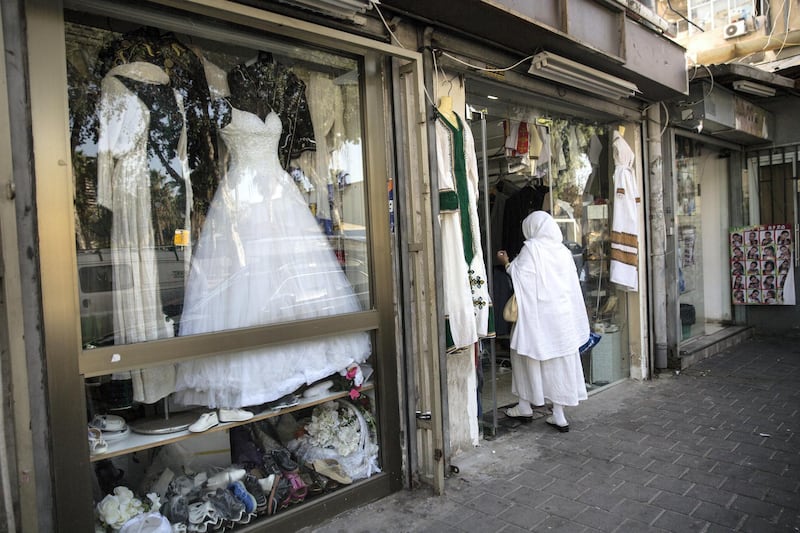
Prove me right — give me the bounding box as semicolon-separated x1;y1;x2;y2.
647;105;668;370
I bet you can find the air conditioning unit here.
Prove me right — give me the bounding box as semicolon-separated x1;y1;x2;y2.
724;20;747;39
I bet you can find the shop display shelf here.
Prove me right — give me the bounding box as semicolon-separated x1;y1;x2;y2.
89;382;375;462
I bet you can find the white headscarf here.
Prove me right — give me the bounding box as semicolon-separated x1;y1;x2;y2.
508;211;590;360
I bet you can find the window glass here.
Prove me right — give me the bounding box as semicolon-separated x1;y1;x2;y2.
68;13;382;528
67;18;371;351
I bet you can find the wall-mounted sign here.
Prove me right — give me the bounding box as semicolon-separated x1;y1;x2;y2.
730;224;795;305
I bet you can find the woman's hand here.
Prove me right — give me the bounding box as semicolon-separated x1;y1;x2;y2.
497;250;510;266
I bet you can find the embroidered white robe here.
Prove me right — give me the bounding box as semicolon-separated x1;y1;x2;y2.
609;131;640;291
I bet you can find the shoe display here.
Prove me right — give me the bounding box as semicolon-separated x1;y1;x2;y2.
218;408;254;423
88;427;108;455
188;412;219;433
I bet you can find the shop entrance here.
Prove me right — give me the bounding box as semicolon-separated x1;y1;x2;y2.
466;79;635;435
674;136;733;340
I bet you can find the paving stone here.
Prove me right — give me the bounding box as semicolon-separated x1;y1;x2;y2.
536;494;589;520
730;494;783;521
511;470;556;491
651;509;708;532
611;518;668;533
611;481;660;503
740;515;793;533
610;466;657;486
610;452;654;470
498;503;548;530
645;459;689;478
576;488;626;511
645;474;694;496
541;479;587;500
573;506;625;532
710;460;756;480
679;467;727;489
651;491;701;515
497;523;531;533
549;464;590;482
534;515;581;533
749;469;800;492
610;498;663;525
464;491;514;516
765;487;800;511
691;501;747;529
481;478;524;498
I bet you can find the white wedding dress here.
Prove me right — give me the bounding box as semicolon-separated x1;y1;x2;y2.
174;108;371;409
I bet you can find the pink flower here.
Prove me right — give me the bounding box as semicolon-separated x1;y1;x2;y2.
348;388;361;400
346;366;358;380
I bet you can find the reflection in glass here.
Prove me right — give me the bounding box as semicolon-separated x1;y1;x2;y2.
67;22;371;352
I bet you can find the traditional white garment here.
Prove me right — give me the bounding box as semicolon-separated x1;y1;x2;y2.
174;108;370;408
609;131;640;291
510;346;587;406
97;62;187;404
507;211;590;361
507;212;589;407
435;111;494;352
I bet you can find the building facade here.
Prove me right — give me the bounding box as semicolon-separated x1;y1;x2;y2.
0;1;688;531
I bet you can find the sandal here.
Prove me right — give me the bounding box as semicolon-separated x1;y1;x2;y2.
265;474;291;516
504;405;534;422
281;470;308;505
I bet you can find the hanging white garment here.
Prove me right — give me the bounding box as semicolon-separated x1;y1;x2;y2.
96;62;187;404
435;112;494;352
609;131;640;291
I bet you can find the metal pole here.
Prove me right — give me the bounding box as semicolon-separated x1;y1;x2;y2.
474;108;497;437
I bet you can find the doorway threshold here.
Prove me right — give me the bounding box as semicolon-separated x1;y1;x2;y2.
674;325;754;370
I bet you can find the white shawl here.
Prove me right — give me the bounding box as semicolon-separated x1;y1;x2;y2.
508;212;590;360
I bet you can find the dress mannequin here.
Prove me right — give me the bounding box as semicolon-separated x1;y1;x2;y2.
437;95;457;125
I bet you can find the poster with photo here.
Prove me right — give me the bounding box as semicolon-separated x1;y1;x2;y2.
730;224;795;305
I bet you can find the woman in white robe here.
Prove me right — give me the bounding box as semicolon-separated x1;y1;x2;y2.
497;211;590;431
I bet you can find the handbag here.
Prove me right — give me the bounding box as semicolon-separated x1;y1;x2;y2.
502;294;518;322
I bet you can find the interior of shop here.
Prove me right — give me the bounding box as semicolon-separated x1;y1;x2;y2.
463;78;634;429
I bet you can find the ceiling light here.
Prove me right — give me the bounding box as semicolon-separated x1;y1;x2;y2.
528;52;639;100
732;80;776;97
487;94;499;100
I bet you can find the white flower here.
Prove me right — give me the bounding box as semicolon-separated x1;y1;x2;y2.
306;402;361;456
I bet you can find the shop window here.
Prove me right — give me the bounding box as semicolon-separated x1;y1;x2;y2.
65;7;385;530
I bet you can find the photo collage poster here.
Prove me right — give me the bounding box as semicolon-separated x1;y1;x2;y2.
730;224;795;305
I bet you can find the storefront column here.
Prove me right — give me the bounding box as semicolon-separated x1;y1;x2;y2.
647;105;669;370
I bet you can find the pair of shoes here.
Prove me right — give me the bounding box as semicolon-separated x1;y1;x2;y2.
88;427;108;455
206;468;246;490
218;408;254;423
90;414;127;432
312;458;352;485
504;405;534;421
228;480;257;514
242;474;268;515
545;415;570;433
266;394;300;411
189;412;219;433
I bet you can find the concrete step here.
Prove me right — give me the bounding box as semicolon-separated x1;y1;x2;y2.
673;325;754;370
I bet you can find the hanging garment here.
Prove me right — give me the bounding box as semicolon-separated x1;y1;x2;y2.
96;62;187;403
609;131;640;291
435;111;495;352
95;28;221;245
174;108;370;408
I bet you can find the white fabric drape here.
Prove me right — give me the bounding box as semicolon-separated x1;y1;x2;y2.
609;130;640;291
507;212;590;360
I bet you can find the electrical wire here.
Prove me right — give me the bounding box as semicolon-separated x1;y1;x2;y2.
438;50;536;73
370;0;435;107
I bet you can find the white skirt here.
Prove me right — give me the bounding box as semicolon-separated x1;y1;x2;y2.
511;348;588;407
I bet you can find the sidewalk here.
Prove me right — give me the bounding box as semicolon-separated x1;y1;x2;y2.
307;335;800;532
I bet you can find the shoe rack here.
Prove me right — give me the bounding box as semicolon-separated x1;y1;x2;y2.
89;382;374;462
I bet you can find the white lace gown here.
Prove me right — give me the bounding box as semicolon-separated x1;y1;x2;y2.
174;108;371;409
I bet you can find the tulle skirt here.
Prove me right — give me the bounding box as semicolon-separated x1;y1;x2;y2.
174;165;371;409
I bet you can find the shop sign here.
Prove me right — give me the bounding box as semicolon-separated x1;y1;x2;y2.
734;97;770;140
